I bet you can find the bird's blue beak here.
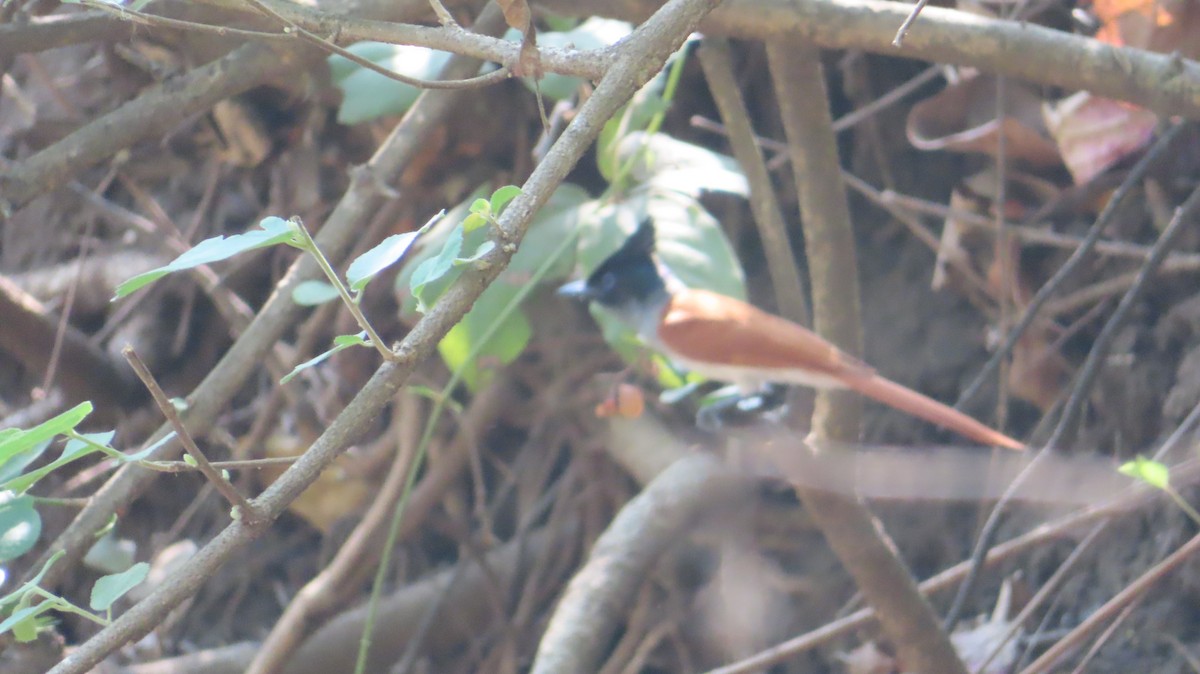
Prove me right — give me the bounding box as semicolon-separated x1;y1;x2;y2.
557;279;593;300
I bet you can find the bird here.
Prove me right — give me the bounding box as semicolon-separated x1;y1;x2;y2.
558;219;1026;451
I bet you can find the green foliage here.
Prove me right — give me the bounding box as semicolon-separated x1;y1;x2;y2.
1121;456;1200;525
281;332;370;385
346;224;432;292
0;407;157;642
0;493;40;562
1120;456;1170;490
397;184;590;390
113;217;300;299
292;280;341;306
90;563;150;612
329;44;454;125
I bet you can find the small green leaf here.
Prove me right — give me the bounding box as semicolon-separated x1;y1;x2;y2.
410;226;464;312
0;493;41;562
1119;456;1171;490
90;562;150;611
489;185;522;215
182;455;197;467
468;198;491;215
292;280;341;306
114;217;297;299
453;241;495;266
462;212;489;233
346;213;440;292
280;332;370;384
0;600;54;641
333;333;370;347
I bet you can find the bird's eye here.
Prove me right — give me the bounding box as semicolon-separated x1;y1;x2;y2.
599;273;617;294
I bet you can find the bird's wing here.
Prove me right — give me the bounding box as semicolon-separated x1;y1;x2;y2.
656;289;872;378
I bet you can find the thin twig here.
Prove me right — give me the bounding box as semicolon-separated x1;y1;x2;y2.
955;121;1188;411
121;347;261;523
892;0;931;47
946;175;1200;633
240;0;514;91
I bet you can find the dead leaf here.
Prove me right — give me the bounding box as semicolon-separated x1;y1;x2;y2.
1043;92;1158;185
907;73;1062;167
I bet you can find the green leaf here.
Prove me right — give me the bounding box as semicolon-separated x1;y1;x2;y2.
0;600;54;641
113;217;297;299
453;241;495;266
0;493;41;562
499;184;592;286
410;226;464;313
292;280;341;306
330;43;455;125
63;431;115;461
346;213;440;292
489;185;522;215
614;131;748;197
90;562;149;611
437;284;532;391
597;79;669;182
0;402;91;469
280;332;371;384
0;440;51;485
1119;456;1171;490
468;198;491;215
462;213;489;233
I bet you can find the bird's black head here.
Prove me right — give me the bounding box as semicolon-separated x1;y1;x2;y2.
558;219;666;309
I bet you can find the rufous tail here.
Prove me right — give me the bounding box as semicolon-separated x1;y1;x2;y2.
844;374;1026;451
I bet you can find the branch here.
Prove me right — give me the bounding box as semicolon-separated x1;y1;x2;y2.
766;38;969;674
25;0;475;596
46;0;716;667
540;0;1200;119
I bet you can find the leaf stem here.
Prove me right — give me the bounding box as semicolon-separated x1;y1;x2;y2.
290;218;396;362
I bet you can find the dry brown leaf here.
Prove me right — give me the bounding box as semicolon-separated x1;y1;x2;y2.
907;73;1061;166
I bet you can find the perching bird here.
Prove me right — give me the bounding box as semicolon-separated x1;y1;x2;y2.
559;220;1025;451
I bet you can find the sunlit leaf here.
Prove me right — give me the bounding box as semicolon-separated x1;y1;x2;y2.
114;217;297;299
1119;456;1170;490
